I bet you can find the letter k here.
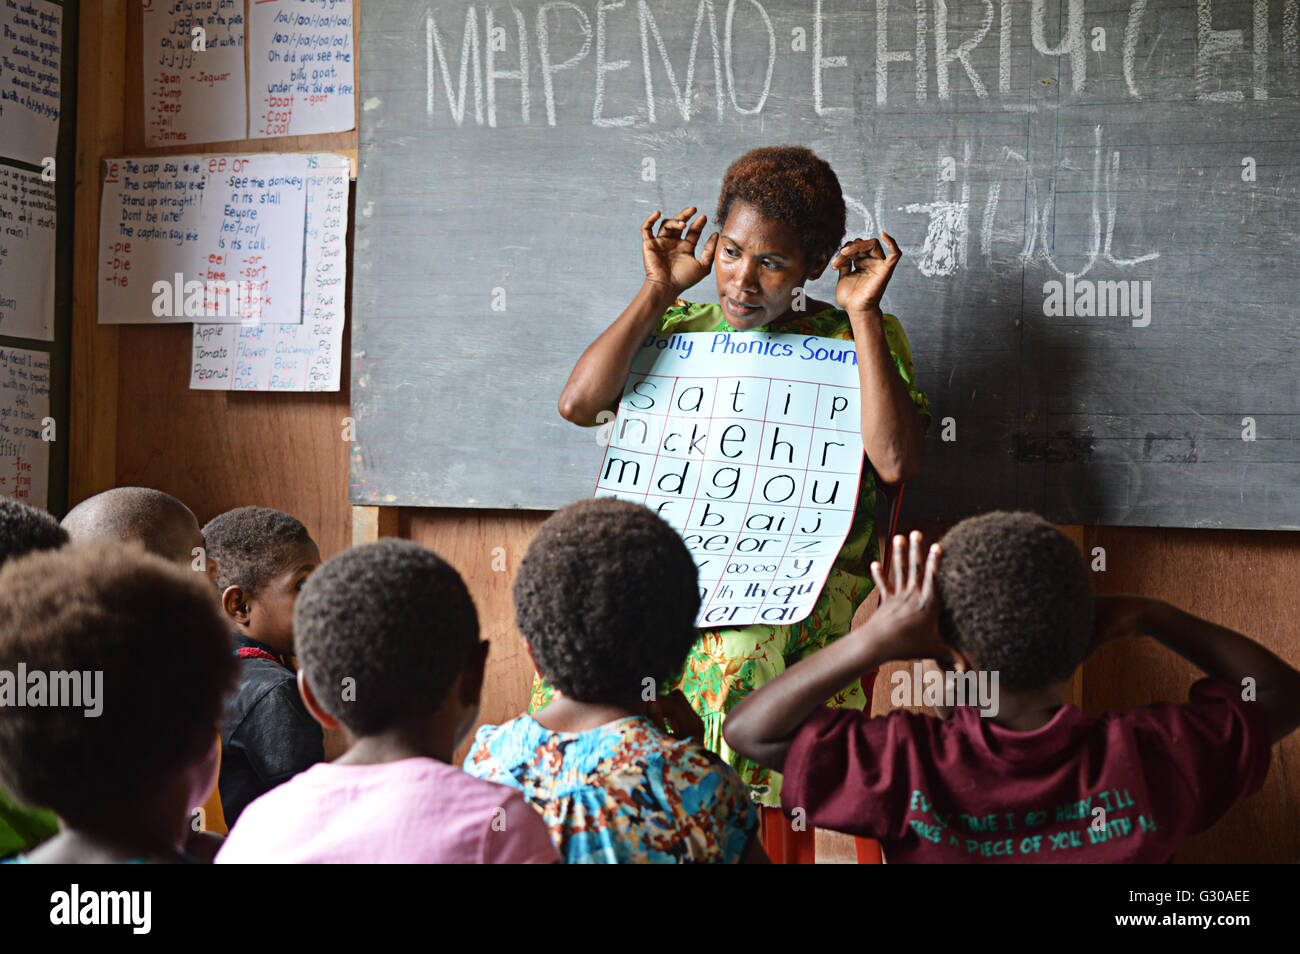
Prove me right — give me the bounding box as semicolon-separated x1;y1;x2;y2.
689;425;707;457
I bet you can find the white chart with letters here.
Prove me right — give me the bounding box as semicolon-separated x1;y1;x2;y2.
594;332;865;629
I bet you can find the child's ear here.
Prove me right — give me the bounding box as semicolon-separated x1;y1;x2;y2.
221;585;250;625
297;669;339;730
458;640;490;707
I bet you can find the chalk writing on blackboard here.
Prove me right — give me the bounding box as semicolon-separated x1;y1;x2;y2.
420;0;1293;126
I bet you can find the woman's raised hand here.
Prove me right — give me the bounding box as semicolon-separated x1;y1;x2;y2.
832;231;902;315
642;206;719;296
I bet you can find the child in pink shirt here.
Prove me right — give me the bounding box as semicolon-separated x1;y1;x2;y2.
217;540;557;864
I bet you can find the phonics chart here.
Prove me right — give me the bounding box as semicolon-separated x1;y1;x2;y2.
594;333;865;628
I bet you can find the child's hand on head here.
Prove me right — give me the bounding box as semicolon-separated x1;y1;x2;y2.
862;531;950;664
1088;595;1161;656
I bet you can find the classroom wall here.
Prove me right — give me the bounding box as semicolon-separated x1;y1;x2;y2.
70;0;1298;863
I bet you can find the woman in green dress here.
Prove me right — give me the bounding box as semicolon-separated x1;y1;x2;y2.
541;146;930;847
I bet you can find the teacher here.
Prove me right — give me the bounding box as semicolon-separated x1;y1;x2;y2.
547;146;930;849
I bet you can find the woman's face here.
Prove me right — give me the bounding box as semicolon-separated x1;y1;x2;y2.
713;199;820;330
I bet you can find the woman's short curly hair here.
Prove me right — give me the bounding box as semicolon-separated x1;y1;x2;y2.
515;498;700;703
716;146;847;267
935;511;1094;690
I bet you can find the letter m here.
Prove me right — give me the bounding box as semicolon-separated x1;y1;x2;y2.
101;891;130;924
50;670;80;708
428;7;484;126
603;456;642;485
206;279;239;317
1097;280;1129;317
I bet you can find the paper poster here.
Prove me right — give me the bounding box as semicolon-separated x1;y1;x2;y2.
195;155;307;325
98;154;308;325
249;0;355;138
0;164;55;340
0;345;50;508
0;0;61;167
191;154;349;390
595;333;866;628
142;0;246;146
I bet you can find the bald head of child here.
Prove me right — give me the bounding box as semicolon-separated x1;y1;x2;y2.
62;487;205;570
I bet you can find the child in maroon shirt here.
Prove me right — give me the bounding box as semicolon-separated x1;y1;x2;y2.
723;512;1300;863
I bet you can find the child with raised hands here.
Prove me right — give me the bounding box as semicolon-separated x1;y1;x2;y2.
724;514;1299;863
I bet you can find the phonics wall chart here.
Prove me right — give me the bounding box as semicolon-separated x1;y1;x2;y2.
0;346;51;509
190;154;349;391
595;333;865;627
353;0;1300;530
0;0;71;512
141;0;356;146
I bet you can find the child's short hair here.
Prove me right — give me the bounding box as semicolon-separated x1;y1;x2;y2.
202;506;312;595
0;541;235;826
936;511;1094;690
515;498;700;703
294;539;479;735
716;146;846;267
0;499;67;568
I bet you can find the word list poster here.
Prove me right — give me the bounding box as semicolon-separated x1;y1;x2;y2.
595;332;865;628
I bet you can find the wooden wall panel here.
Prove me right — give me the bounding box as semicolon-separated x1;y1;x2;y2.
69;0;127;503
98;2;360;560
1084;526;1300;863
69;0;1299;863
404;509;549;761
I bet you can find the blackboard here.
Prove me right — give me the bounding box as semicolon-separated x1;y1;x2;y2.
351;0;1300;530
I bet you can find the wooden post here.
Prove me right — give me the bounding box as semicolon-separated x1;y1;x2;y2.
352;505;401;546
1058;525;1086;709
70;0;127;504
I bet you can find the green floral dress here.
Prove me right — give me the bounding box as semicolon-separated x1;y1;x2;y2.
533;300;931;807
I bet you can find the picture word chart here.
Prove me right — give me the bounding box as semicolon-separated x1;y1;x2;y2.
594;332;865;628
